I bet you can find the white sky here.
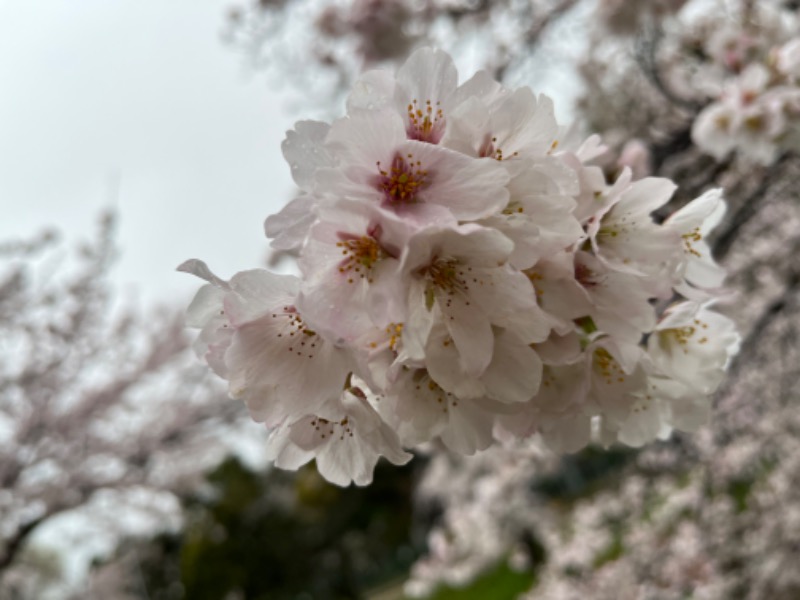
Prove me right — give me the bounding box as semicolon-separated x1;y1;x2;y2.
0;0;591;310
0;0;297;307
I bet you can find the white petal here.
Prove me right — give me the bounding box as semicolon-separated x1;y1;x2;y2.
450;69;506;107
541;415;592;453
441;295;494;376
282;120;335;191
264;194;316;251
347;69;396;113
490;89;559;158
186;284;225;328
399;141;511;221
225;270;299;327
614;176;677;217
439;400;494;455
177;259;230;289
480;330;543;404
394;47;458;118
618;399;664;447
317;441;376;487
267;424;314;470
326;109;407;168
226;313;350;425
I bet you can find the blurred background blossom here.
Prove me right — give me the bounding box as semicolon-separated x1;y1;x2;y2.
2;0;799;598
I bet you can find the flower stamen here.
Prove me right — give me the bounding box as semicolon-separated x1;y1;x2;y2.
376;153;428;203
407;98;445;144
270;306;319;358
682;227;703;257
479;134;520;161
336;233;385;283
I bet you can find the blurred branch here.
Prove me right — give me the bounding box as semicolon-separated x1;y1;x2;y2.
714;152;797;260
635;23;702;112
0;516;46;572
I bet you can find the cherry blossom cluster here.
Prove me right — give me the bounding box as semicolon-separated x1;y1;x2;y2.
181;48;739;486
684;2;800;164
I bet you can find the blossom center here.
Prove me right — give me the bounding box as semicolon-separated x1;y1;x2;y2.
309;416;355;441
714;113;732;131
502;200;526;215
413;370;457;412
598;220;630;241
336;234;384;283
376;153;428;203
407;99;445;144
479;134;519;161
681;227;703;257
575;262;600;288
661;318;710;352
420;258;467;294
386;323;403;351
418;258;478;311
593;348;626;385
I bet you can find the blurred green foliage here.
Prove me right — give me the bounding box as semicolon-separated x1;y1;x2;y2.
423;562;536;600
109;444;661;599
132;457;424;600
531;445;637;502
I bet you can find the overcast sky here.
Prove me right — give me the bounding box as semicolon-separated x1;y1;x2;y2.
0;0;297;307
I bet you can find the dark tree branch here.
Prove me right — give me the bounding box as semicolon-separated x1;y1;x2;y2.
634;23;702;112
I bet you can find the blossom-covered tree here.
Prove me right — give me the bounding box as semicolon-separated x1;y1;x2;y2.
0;214;249;597
10;0;800;597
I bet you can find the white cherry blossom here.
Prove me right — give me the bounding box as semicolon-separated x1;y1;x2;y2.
264;120;336;250
400;223;548;375
584;336;650;443
443;88;559;164
424;322;543;405
318;108;510;223
180;261;353;427
648;301;741;394
296;200;412;340
266;384;412;486
375;367;496;455
573;251;657;342
587;174;683;295
664;188;727;298
347;47;506;144
480;166;583;270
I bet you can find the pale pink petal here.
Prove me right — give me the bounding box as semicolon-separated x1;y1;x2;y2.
439;400;494;455
185;284;225;328
441;294;494;376
541;415;592;453
347;69;396;113
226;312;351;425
282;120;335;191
264;194;316;251
177;258;230;289
225;270;300;327
480;330;543;404
618;398;665;447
